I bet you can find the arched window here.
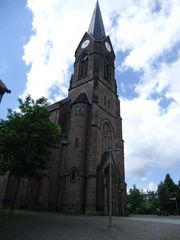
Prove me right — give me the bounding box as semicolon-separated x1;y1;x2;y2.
74;137;80;148
79;53;88;78
102;122;112;150
75;105;80;115
104;56;111;82
108;99;110;108
70;167;79;183
71;169;76;181
80;106;85;115
75;105;85;116
104;96;107;105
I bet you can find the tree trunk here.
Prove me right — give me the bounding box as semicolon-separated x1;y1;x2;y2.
9;176;21;215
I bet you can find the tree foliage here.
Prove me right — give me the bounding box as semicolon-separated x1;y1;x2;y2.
177;181;180;198
127;174;180;215
158;174;179;214
128;185;144;214
128;185;159;214
0;95;61;214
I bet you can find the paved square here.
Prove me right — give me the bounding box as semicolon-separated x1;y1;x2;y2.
0;212;180;240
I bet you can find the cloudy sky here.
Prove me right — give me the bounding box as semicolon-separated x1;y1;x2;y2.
1;0;180;191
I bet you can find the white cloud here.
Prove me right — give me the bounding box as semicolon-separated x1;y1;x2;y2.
135;55;180;101
143;182;158;192
23;0;180;99
23;0;96;101
22;0;180;185
112;0;180;71
122;94;180;179
148;182;158;192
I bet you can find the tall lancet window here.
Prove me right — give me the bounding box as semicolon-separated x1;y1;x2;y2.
79;53;88;78
104;55;111;82
102;122;112;151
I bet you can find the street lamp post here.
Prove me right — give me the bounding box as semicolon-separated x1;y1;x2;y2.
108;155;112;228
175;198;178;215
58;139;69;211
119;182;124;216
108;148;120;229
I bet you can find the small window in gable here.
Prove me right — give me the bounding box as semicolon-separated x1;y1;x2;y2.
75;106;80;115
75;105;85;116
80;106;85;115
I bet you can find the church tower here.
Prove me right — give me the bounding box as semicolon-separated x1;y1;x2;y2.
56;1;127;215
24;1;127;216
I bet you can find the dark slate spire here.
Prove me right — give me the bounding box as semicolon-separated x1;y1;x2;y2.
88;0;106;40
0;79;11;94
0;79;11;103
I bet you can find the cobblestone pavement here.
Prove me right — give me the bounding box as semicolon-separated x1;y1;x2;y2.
0;211;180;240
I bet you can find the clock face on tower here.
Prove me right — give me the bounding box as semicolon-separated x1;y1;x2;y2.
105;42;111;52
81;40;90;49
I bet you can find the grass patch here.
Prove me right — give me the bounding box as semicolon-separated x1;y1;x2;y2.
0;208;42;220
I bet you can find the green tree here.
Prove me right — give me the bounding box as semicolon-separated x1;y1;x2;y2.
158;174;177;214
177;181;180;198
0;95;61;215
128;185;145;214
142;191;159;214
128;186;158;214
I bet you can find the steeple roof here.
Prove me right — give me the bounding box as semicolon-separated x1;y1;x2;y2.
88;1;106;41
0;79;11;94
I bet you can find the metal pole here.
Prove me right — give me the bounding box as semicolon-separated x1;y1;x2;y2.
175;197;178;215
108;152;112;228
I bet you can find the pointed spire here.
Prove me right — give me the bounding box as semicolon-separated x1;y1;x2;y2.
88;1;106;40
0;79;11;94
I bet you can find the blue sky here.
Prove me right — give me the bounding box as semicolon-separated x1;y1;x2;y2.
0;0;32;116
1;0;180;191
